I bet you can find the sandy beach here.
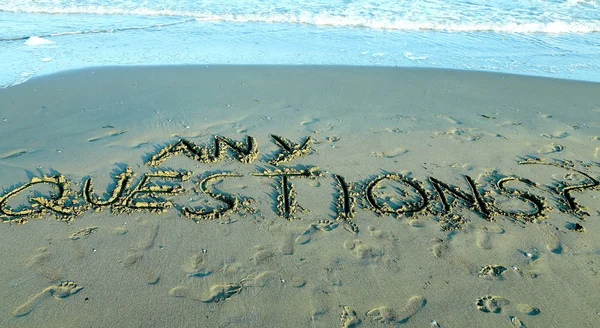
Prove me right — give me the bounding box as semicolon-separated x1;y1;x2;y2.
1;65;599;327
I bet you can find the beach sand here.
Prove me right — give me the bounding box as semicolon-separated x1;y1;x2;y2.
1;66;599;327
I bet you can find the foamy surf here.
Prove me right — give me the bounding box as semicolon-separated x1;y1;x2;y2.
24;36;54;46
1;2;599;34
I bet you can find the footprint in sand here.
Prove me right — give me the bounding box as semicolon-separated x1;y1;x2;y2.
123;252;160;284
515;303;540;316
370;148;408;158
435;127;484;141
476;228;493;250
367;226;398;242
201;283;243;303
295;220;338;245
366;306;395;324
510;315;525;327
475;226;504;250
279;232;296;255
109;226;128;236
478;265;508;280
476;296;539;327
429;238;449;259
69;226;99;240
13;281;83;317
250;247;276;265
476;295;509;313
122;221;160;284
87;129;127;142
537;142;563;154
168;286;190;298
507;303;541;327
366;295;426;324
137;221;159;251
25;247;63;282
340;306;361;328
546;232;562;254
169;273;267;303
540;131;568;139
70;226;127;258
344;239;384;263
184;252;212;278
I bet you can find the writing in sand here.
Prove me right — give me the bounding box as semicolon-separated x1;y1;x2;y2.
1;134;598;233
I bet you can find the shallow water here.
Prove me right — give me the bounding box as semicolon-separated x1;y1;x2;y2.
1;0;600;87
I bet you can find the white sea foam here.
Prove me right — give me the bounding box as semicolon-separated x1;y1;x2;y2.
1;0;599;34
565;0;599;7
24;36;54;46
404;52;429;61
192;15;600;34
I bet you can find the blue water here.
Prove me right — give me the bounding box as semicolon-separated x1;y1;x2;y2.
1;0;599;87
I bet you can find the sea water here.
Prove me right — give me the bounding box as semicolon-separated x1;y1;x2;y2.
1;0;599;88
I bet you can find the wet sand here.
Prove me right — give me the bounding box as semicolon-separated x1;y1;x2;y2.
1;66;599;327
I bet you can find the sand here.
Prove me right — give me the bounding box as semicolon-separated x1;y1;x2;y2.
0;65;599;327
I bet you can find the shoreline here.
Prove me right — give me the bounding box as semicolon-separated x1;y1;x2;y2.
16;64;600;86
5;64;600;91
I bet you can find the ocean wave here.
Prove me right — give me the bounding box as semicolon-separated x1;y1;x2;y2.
1;1;599;34
192;15;600;34
0;19;194;42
